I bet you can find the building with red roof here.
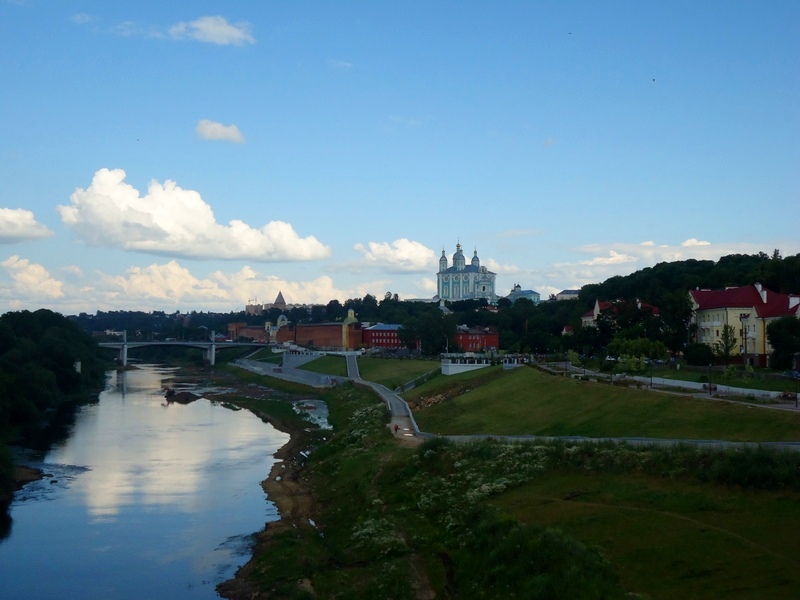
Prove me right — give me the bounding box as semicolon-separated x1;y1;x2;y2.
580;299;659;329
689;283;800;366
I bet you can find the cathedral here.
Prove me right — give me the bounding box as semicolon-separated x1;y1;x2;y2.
435;243;497;304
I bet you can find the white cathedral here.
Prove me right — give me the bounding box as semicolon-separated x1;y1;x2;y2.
435;242;497;304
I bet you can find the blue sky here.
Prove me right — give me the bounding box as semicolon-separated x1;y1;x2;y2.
2;1;798;314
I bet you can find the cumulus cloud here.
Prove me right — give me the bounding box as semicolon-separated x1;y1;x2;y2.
353;239;436;273
1;255;63;298
579;250;637;266
415;278;437;296
196;119;245;143
682;238;711;247
57;168;330;262
169;16;254;46
0;208;53;243
100;260;229;303
483;258;522;275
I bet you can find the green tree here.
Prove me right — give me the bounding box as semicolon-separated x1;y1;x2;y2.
767;316;800;370
713;324;738;365
684;342;716;366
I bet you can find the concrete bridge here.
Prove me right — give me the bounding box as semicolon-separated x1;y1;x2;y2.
99;331;268;366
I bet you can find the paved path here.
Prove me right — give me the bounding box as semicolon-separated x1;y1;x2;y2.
234;355;800;452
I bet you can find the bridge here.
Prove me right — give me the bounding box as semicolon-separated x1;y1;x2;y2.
99;331;268;366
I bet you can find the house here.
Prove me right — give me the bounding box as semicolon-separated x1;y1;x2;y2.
273;309;363;351
363;323;403;350
689;283;800;366
506;283;541;305
455;325;499;352
556;289;581;301
580;299;660;329
227;322;268;342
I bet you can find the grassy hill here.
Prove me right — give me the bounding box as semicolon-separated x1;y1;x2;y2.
409;366;800;442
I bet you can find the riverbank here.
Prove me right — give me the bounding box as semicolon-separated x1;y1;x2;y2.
204;367;321;600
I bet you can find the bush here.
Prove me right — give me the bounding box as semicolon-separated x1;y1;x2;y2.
684;342;715;366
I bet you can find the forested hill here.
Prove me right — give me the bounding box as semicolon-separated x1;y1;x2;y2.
0;309;107;442
579;252;800;306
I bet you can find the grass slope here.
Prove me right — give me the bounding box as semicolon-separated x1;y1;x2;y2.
357;356;439;388
413;366;800;442
495;467;800;599
297;355;348;377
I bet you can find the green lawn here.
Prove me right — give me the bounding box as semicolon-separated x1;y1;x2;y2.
244;347;282;363
651;366;797;394
413;366;800;442
357;356;439;389
495;471;800;599
298;355;349;377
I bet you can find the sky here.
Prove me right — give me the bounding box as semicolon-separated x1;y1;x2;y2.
2;1;798;315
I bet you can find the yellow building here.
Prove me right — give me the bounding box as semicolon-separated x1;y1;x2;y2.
689;283;800;366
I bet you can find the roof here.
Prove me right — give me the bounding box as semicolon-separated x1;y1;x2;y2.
365;323;402;331
456;325;499;335
583;299;659;319
690;284;800;320
439;264;494;275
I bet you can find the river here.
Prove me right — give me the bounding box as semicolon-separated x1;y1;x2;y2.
0;365;290;599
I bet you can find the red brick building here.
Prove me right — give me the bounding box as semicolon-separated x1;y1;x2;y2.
455;325;499;352
362;323;403;350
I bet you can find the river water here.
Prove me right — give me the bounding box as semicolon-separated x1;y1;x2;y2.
0;365;290;599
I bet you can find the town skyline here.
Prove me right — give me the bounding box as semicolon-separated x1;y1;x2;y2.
2;2;797;315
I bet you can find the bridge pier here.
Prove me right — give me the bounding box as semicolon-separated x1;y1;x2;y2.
205;331;216;366
205;344;216;366
120;331;128;367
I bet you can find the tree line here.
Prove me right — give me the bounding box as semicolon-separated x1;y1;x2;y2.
68;251;800;365
1;310;108;501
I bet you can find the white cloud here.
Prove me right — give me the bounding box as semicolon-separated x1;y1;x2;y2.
101;260;229;304
196;119;245;143
353;239;436;273
483;258;522;275
57;168;331;262
0;208;53;243
1;255;63;298
211;267;365;305
169;16;254;46
414;277;437;296
579;250;637;266
682;238;711;247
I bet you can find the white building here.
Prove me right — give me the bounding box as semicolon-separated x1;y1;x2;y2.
436;243;497;304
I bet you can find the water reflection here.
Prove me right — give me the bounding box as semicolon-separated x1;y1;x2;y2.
0;365;289;599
